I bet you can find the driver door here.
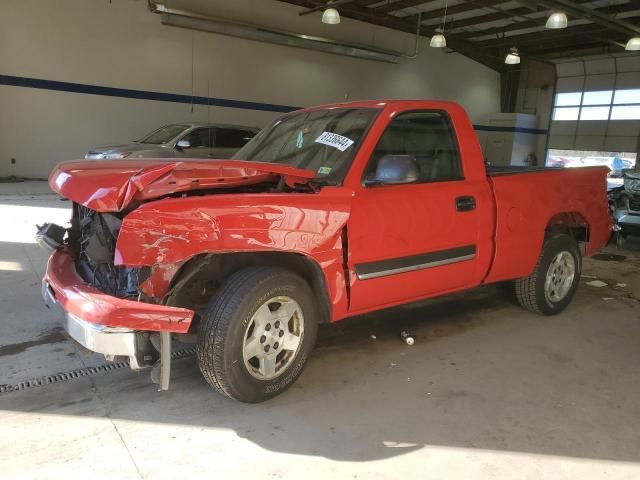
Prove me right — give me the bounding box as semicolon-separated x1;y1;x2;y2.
347;110;491;313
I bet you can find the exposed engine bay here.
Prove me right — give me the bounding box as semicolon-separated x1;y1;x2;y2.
72;204;150;298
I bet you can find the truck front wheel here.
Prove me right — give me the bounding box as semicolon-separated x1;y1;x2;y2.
514;234;581;315
197;267;318;403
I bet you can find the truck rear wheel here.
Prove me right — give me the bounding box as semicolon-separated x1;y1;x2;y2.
514;234;581;315
197;267;318;403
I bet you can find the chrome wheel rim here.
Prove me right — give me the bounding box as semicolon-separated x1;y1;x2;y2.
242;296;304;381
544;251;576;303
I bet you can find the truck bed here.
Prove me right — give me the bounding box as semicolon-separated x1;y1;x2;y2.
483;165;611;284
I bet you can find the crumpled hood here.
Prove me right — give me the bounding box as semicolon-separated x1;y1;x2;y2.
49;159;316;212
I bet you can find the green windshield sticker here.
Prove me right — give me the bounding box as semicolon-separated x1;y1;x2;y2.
317;166;332;175
296;130;304;149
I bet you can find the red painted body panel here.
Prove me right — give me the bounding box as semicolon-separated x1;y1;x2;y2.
114;188;353;320
44;100;612;333
483;167;611;283
341;101;497;314
44;249;194;333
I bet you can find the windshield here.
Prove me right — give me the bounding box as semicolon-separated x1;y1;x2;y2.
232;108;379;183
139;124;191;144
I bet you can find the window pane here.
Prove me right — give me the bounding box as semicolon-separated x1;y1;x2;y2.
555;92;582;106
182;128;212;148
233;108;379;183
610;105;640;120
365;111;462;183
553;107;579;120
216;128;255;148
580;106;610;120
582;90;612;105
613;89;640;105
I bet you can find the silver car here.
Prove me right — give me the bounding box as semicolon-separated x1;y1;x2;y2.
85;123;259;160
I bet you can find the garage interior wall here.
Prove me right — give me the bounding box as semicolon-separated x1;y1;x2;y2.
0;0;500;178
548;56;640;155
515;59;556;164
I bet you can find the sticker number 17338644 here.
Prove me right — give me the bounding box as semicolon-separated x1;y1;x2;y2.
315;132;355;152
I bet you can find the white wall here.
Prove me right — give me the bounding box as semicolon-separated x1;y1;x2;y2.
515;59;556;164
0;0;500;178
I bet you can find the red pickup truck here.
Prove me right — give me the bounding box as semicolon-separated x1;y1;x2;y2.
40;100;611;402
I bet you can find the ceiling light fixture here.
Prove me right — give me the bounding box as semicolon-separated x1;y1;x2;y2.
430;28;446;48
625;37;640;51
430;0;448;48
505;47;520;65
545;12;568;29
321;6;340;25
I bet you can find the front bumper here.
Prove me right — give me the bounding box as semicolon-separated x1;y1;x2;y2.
42;281;139;358
42;249;194;363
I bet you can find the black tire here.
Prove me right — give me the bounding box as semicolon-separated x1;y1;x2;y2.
197;267;318;403
514;234;581;315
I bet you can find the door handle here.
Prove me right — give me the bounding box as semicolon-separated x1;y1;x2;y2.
456;196;476;212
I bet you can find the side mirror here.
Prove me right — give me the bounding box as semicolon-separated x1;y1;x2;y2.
367;155;419;185
176;139;191;150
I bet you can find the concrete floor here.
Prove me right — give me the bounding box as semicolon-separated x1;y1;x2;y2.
1;181;640;480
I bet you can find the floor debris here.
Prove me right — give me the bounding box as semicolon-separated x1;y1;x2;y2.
400;331;415;346
586;280;608;287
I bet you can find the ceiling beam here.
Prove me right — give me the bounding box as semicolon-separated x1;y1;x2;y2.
457;0;640;39
516;0;640;36
277;0;505;70
298;0;357;16
475;20;639;49
528;36;628;56
533;43;618;58
402;0;510;23
374;0;438;14
439;6;534;32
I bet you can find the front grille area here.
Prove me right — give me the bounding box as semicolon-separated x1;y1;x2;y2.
71;204;148;298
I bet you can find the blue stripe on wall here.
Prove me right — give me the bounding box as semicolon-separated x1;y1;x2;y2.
0;74;299;113
1;74;548;134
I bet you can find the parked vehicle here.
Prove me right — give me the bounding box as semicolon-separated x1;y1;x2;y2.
85;123;258;160
609;169;640;240
40;100;612;402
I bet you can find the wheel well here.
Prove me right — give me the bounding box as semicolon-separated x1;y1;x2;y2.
163;252;331;330
545;212;589;247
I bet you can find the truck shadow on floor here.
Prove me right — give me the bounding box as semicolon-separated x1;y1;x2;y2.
3;280;640;464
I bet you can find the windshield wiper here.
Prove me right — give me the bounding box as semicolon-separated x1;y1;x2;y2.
309;171;341;187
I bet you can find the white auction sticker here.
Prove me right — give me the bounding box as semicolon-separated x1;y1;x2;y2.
315;132;354;152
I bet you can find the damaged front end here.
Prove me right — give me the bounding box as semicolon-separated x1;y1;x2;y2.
39;159;321;390
71;204;151;299
38;203;193;389
38;204;150;300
